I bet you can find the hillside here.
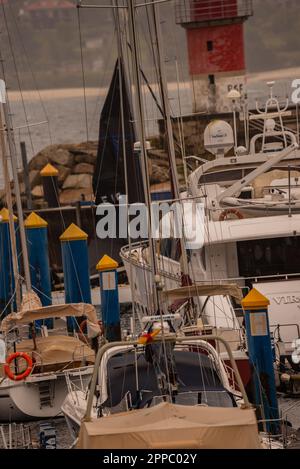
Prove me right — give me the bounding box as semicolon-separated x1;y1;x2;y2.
245;0;300;72
1;1;300;90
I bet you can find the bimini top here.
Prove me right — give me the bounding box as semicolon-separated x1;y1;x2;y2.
162;283;243;303
77;402;261;449
1;301;99;334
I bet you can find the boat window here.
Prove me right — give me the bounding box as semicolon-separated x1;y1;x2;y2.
199;169;252;185
239;188;253;200
151;390;234;408
105;350;235;409
237;237;300;278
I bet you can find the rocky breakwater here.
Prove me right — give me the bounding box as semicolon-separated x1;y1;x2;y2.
0;142;181;209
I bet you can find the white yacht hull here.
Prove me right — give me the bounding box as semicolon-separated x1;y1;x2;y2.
61;390;95;442
0;367;93;422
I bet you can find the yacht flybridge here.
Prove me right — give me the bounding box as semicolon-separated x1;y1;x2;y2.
121;83;300;380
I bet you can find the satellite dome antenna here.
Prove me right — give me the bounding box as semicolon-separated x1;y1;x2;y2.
204;120;234;159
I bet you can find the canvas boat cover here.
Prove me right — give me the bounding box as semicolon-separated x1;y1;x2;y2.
77;402;261;449
14;335;95;366
162;284;243;303
1;302;100;334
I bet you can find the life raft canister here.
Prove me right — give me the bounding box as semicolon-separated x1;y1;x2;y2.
219;208;244;221
4;352;33;381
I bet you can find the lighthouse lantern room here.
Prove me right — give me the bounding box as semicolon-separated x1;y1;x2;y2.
176;0;253;113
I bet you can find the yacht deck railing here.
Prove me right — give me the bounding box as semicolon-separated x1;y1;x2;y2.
121;242;300;285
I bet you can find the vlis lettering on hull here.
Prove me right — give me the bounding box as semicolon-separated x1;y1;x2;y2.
273;296;300;305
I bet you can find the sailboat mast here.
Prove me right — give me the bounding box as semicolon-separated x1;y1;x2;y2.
152;3;180;200
127;0;160;311
151;2;189;276
0;105;22;310
1;90;32;294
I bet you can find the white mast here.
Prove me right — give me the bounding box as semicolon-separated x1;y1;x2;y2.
127;0;160;311
0;79;32;295
151;1;189;276
0;84;22;309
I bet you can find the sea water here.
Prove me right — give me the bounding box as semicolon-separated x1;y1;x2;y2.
0;83;194;189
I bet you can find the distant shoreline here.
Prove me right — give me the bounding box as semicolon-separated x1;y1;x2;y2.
7;82;191;102
6;67;300;102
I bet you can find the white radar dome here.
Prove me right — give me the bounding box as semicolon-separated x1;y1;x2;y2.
204;120;234;158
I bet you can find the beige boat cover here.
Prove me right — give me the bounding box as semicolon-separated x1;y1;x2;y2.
1;302;100;334
77;402;261;449
162;284;243;303
14;335;95;366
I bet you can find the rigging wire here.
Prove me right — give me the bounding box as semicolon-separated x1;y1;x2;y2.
137;1;176;397
87;32;117;138
1;3;35;157
77;3;90;142
114;0;140;336
77;18;118;269
6;1;53;146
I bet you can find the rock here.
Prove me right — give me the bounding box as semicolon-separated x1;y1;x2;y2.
3;139;173;209
56;165;71;185
73;163;94;175
59;188;94;205
28;153;49;171
29;170;41;188
50;148;74;167
12;182;25;196
34;199;49;209
148;149;169;165
150;164;169;184
31;185;44;199
62;173;93;190
69;141;98;154
74;153;97;165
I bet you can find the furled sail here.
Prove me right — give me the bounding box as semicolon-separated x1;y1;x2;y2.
93;59;144;205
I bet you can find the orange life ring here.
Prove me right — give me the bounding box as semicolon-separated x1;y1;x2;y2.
79;319;104;336
219;208;244;221
4;352;33;381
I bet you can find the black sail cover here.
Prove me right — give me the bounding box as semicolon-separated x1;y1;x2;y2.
93;59;145;206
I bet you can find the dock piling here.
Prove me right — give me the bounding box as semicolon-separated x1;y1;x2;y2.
242;288;280;435
60;223;91;332
97;255;121;342
25;212;53;329
0;208;18;316
40;163;59;208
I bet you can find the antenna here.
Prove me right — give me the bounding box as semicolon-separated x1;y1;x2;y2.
204;120;234;159
227;89;241;152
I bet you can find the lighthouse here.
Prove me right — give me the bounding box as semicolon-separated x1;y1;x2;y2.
176;0;253;113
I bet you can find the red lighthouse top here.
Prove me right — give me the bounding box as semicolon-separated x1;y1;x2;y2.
176;0;253;26
176;1;253;112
